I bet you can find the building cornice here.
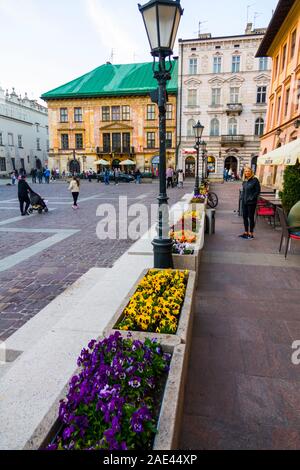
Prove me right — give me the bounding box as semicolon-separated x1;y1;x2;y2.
179;33;265;44
0;113;33;125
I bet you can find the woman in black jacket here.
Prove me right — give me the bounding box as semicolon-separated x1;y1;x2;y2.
18;175;32;216
240;167;261;240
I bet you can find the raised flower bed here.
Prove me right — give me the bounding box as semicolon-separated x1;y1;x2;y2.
104;269;196;346
170;210;204;282
26;335;187;451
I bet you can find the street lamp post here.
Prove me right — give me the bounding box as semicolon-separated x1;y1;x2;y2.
139;0;183;269
201;141;207;183
193;121;204;196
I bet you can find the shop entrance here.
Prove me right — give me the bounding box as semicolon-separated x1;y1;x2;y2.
185;156;195;177
224;156;238;174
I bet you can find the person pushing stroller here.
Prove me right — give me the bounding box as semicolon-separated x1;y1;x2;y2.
18;175;32;216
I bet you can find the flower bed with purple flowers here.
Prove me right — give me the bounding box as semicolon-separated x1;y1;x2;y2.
47;332;171;451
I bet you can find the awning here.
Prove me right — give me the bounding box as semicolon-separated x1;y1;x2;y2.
182;148;197;155
258;138;300;166
95;159;110;165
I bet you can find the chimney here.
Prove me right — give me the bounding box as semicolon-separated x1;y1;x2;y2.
245;22;253;34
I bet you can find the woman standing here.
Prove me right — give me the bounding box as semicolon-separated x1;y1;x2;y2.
239;167;261;240
68;176;80;209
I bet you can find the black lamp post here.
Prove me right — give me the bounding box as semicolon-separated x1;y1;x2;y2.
200;140;207;183
193;121;204;196
139;0;183;269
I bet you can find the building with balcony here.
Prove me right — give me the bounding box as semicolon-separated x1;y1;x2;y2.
0;87;49;176
41;61;178;174
256;0;300;190
177;24;271;179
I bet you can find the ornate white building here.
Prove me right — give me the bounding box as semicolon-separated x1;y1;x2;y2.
177;24;272;179
0;87;49;176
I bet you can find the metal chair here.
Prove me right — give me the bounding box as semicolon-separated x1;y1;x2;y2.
256;198;276;228
277;207;300;258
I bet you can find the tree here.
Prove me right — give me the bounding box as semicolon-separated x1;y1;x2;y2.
280;161;300;213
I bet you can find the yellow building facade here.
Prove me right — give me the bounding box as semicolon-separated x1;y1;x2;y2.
42;62;178;174
257;0;300;189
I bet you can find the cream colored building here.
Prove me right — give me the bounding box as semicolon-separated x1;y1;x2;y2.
177;24;271;179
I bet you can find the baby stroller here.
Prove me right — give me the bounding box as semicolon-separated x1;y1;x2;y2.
28;189;49;214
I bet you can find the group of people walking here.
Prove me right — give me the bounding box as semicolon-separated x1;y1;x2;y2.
167;167;184;188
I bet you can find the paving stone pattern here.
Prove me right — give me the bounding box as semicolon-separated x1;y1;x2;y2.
0;180;192;341
180;182;300;450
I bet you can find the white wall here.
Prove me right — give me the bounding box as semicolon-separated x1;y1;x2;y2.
0;88;49;175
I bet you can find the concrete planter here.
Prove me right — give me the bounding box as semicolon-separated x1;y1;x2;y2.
25;343;187;451
103;269;196;346
172;249;201;284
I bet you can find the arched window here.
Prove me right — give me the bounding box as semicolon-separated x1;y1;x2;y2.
187;119;196;137
228;118;237;136
210;118;220;136
255;118;264;136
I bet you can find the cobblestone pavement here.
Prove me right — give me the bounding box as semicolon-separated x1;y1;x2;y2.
181;182;300;450
0;179;194;340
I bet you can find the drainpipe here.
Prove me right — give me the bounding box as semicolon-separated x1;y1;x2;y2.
176;40;184;170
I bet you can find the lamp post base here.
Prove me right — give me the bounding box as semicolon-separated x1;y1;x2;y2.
152;238;174;269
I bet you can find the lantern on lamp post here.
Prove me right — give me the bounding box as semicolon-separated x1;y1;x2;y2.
193;121;204;196
139;0;183;268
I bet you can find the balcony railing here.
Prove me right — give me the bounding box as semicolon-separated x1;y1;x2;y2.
221;135;245;146
96;146;135;155
226;103;243;115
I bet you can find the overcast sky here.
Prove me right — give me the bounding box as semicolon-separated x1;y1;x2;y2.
0;0;278;103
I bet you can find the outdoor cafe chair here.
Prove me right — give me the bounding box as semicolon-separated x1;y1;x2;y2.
277;207;300;258
256;198;276;228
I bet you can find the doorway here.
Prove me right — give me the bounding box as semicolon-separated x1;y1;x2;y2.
69;159;81;174
251;156;258;174
185;156;195;177
224;156;238;174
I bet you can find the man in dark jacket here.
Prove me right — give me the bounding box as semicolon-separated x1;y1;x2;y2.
18;175;32;216
240;167;261;240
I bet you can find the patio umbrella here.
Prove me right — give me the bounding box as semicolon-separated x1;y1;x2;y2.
95;159;110;165
121;159;135;165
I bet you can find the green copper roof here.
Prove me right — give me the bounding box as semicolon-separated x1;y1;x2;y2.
42;61;178;100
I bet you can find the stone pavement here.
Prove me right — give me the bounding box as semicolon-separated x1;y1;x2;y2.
0;180;193;341
180;182;300;450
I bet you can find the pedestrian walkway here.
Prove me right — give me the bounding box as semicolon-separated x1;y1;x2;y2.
180;182;300;450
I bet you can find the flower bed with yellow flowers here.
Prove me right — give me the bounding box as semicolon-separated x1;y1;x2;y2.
115;270;189;335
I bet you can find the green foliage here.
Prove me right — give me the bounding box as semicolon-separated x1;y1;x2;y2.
279;162;300;213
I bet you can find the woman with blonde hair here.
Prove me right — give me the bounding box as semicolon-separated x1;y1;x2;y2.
239;166;261;240
68;176;80;209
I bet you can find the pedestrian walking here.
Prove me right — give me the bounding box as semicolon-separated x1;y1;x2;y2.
135;168;141;184
177;170;184;188
68;176;80;209
239;167;261;240
44;167;50;184
37;169;43;184
31;168;37;184
11;171;16;185
114;168;120;185
228;168;233;181
18;175;32;216
166;166;174;188
104;168;110;185
88;169;93;182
